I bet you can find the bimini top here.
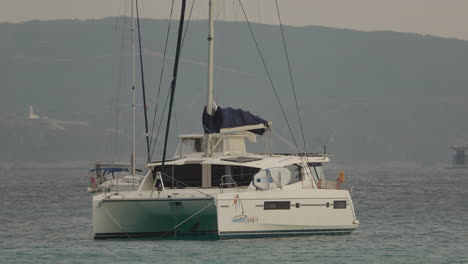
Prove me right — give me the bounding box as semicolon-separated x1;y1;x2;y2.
90;167;142;173
202;106;270;135
90;162;142;175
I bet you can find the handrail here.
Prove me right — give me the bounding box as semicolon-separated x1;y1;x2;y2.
219;174;238;193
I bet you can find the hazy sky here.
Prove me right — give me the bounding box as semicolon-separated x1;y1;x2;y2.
2;0;468;40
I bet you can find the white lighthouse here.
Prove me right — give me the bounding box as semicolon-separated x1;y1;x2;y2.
28;105;40;119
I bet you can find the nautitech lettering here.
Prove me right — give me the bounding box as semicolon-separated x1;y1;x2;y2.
232;215;259;224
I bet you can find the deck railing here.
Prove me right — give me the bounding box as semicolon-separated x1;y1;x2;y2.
219;175;239;193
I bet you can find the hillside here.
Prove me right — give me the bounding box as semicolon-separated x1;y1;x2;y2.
1;18;467;169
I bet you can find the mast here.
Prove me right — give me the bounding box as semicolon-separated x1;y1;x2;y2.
207;0;214;115
136;0;151;163
205;0;215;157
160;0;187;169
131;0;136;176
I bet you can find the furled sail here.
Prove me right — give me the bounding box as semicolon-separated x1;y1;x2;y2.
202;106;270;135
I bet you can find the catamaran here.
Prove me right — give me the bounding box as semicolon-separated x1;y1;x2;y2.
92;0;359;239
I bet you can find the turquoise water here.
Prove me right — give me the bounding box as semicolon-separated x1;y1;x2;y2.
1;168;467;263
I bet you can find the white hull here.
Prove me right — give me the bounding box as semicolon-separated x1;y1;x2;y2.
216;189;358;239
93;188;358;239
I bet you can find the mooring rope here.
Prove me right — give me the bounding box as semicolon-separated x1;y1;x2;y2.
159;201;215;238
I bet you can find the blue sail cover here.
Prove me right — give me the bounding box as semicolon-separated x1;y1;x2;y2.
202;106;270;135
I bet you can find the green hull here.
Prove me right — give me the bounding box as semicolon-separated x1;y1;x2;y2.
93;198;218;239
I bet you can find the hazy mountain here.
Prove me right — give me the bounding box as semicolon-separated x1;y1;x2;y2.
1;18;467;169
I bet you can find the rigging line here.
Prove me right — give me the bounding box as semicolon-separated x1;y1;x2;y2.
270;128;297;152
150;0;194;160
215;0;222;18
238;0;313;184
173;100;179;137
173;0;194;138
101;204;124;231
149;0;175;157
160;0;187;171
150;87;171;158
136;0;151;163
108;16;122;161
159;202;214;238
159;172;215;198
274;0;313;181
222;0;226;18
110;23;124;161
180;0;196;50
237;0;300;154
274;0;308;155
113;12;130;162
148;0;175;152
202;123;215;134
257;0;261;24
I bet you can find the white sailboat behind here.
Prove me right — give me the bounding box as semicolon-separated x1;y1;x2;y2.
87;0;143;194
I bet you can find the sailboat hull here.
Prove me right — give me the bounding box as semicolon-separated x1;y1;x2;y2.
93;189;358;239
216;189;359;239
93;196;217;239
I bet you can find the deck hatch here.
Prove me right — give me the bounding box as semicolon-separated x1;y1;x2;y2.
264;201;291;210
221;156;263;163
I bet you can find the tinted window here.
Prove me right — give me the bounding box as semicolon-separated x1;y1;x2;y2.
211;165;259;187
333;200;347;209
286;165;302;184
308;163;324;182
264;201;291;210
153;164;202;187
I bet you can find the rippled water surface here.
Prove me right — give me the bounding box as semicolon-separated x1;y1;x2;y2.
1;167;467;263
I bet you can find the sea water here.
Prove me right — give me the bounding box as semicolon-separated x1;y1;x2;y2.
1;167;467;263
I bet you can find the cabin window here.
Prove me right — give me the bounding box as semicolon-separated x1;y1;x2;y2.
178;138;202;156
264;201;291;210
226;137;246;153
153;164;202;188
211;165;259;187
308;163;324;183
